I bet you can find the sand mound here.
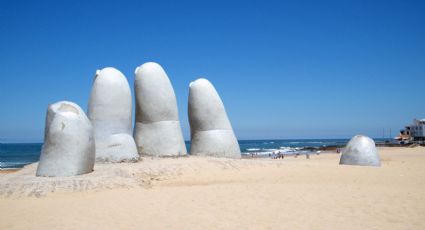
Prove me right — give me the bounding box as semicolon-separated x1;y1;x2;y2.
0;156;280;197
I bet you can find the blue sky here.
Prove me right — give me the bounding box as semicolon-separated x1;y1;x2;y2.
0;0;424;142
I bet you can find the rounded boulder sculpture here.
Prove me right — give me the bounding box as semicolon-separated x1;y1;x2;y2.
339;135;381;167
134;62;187;157
36;101;95;177
188;78;241;158
88;67;139;162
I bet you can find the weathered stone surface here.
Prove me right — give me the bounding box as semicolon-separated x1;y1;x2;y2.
340;135;381;167
36;101;95;177
88;67;139;162
188;78;241;158
134;62;187;157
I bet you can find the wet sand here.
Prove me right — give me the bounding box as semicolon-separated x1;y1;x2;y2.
0;169;20;174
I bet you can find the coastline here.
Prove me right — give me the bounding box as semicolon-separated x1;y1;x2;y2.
1;146;425;229
0;139;409;170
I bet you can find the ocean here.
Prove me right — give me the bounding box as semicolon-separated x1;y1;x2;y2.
0;139;388;169
0;143;42;169
238;139;349;156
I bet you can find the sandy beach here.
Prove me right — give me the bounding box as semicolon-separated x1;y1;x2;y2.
1;146;424;229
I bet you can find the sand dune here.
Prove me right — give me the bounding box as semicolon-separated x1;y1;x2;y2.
1;147;425;229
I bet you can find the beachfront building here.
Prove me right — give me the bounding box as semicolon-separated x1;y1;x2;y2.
410;119;425;141
395;126;412;144
396;119;425;144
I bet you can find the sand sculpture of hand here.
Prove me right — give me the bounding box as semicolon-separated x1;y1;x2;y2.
134;62;187;157
88;67;139;162
188;78;241;158
340;135;381;167
36;101;95;176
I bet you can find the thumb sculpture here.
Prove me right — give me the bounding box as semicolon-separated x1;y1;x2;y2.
339;135;381;167
88;67;139;162
36;101;95;177
188;78;241;158
134;62;187;157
